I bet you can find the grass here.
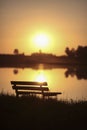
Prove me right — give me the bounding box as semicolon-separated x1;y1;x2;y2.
0;93;87;130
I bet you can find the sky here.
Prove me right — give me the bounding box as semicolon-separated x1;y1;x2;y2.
0;0;87;55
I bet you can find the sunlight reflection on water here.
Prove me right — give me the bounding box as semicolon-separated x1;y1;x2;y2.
0;66;87;101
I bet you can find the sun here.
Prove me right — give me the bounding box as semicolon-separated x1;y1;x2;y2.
36;72;46;82
33;33;50;48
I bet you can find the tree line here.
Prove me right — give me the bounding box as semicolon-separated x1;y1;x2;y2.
13;45;87;59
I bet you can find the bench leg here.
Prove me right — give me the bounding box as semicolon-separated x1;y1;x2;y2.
15;90;19;98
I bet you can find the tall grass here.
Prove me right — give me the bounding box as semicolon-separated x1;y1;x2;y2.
0;94;87;130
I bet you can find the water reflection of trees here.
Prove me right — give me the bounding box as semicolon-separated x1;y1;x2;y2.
65;66;87;80
13;69;18;74
13;65;87;80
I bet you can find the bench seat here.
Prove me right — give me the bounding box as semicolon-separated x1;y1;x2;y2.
43;92;62;96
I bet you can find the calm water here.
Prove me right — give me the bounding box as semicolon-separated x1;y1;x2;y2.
0;64;87;101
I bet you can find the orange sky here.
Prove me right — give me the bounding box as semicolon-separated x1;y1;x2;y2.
0;0;87;55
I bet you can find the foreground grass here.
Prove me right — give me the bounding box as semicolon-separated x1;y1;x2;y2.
0;94;87;130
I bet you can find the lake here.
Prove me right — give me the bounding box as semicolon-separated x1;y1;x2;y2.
0;64;87;101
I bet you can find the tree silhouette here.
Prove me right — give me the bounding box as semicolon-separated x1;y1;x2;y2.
65;45;87;59
14;49;19;55
65;47;76;57
76;46;87;58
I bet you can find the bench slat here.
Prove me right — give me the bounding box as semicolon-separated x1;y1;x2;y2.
43;92;62;96
17;91;43;95
12;86;49;91
11;81;47;86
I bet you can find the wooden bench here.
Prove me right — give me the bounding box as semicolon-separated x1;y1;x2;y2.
11;81;62;98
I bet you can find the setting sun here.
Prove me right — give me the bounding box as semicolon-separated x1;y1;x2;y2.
36;72;46;82
33;33;50;48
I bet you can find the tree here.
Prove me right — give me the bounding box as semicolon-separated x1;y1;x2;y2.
14;49;19;55
65;45;87;59
65;47;70;56
65;47;76;57
76;46;87;58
